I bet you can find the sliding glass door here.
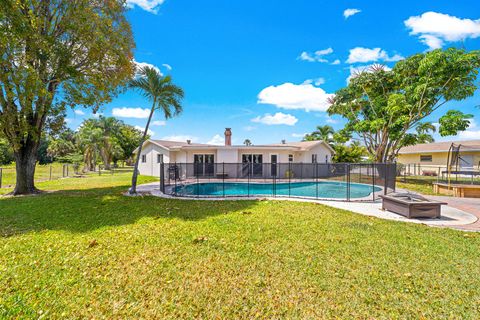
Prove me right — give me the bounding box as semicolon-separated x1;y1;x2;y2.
242;154;263;177
194;154;215;176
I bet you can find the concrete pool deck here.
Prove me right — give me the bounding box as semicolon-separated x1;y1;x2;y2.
136;182;478;231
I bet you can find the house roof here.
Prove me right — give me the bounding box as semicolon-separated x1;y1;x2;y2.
136;139;334;153
398;140;480;154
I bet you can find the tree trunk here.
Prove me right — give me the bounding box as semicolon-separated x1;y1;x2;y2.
130;104;155;194
13;138;40;195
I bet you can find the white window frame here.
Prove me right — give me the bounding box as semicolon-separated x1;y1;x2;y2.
141;154;147;163
420;155;432;162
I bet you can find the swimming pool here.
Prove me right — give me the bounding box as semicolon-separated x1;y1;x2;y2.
173;181;381;199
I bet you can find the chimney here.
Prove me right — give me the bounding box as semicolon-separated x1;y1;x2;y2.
186;139;191;145
224;128;232;146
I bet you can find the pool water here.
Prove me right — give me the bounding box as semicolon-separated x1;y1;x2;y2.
173;181;381;199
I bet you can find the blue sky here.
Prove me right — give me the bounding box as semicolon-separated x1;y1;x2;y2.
67;0;480;145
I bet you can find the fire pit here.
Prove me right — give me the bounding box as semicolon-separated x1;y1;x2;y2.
379;193;447;219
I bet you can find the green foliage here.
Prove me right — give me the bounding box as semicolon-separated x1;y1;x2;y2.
328;48;480;162
0;0;135;193
438;110;473;137
304;125;335;145
76;116;142;170
47;128;77;161
117;125;144;161
303;126;365;163
0;138;14;165
332;141;367;163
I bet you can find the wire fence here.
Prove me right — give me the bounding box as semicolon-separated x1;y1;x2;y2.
159;162;396;201
0;163;134;189
397;163;480;185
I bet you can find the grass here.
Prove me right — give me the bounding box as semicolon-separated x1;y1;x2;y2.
396;176;438;195
1;173;480;318
0;162;133;189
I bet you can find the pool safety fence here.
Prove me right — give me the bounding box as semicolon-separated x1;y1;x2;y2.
158;162;396;202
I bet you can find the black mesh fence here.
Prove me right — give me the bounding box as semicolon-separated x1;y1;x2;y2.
159;162;396;201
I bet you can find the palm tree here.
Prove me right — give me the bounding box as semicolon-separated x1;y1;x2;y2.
128;66;184;194
415;122;436;144
304;125;335;145
97;116;122;169
243;139;252;146
77;120;104;171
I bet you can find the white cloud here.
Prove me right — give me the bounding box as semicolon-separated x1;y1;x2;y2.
161;135;198;142
326;118;338;124
303;77;325;86
152;120;166;126
458;129;480;139
298;48;333;63
135;125;154;136
112;107;150;119
299;52;315;62
347;64;392;83
419;35;444;50
162;63;172;71
346;47;404;64
331;59;341;65
133;59;162;76
344;8;361;19
243;126;256;131
74;109;85;116
291;133;307;138
126;0;165;14
258;82;334;112
315;48;334;56
207;134;224;145
65;118;73;124
405;12;480;50
251;112;298;126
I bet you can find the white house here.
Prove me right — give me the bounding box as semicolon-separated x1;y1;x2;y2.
135;128;334;178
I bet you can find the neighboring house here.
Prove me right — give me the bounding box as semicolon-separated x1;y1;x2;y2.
135;128;334;177
397;140;480;173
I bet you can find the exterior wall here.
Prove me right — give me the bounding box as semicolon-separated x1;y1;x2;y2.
301;144;332;164
235;149;296;163
398;151;480;175
398;152;450;167
217;148;238;163
137;143;170;177
137;142;333;178
399;152;480;167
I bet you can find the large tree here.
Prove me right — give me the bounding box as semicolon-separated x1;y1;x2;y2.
328;48;480;162
129;67;184;195
0;0;135;194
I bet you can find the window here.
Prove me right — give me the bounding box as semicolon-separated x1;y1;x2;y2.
141;155;146;163
157;154;164;163
311;154;317;163
420;155;432;162
288;154;294;162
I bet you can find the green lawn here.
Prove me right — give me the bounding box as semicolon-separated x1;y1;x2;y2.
1;173;479;318
396;176;438;195
0;163;134;188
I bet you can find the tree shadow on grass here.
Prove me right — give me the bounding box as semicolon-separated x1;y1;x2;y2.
0;186;259;237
